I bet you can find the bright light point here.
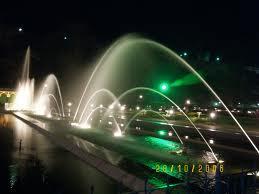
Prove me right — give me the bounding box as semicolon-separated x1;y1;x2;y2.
120;123;124;127
210;112;216;119
169;109;174;115
216;57;220;61
80;123;91;129
121;115;126;119
186;99;191;105
184;136;189;139
209;139;214;144
44;84;47;87
218;160;224;164
136;106;140;110
176;149;183;154
139;95;143;99
109;105;114;109
183;52;187;56
90;104;94;107
18;27;23;32
99;120;102;123
120;106;126;111
64;36;67;40
158;130;166;136
71;122;78;126
159;82;169;92
47;113;52;118
168;132;173;136
100;104;103;108
67;102;72;107
108;121;113;125
113;130;122;137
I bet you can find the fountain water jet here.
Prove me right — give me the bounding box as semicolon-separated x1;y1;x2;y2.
13;47;34;111
78;89;118;123
131;37;259;156
47;94;62;117
104;87;218;161
80;106;122;137
124;109;183;144
73;36;133;121
33;74;64;117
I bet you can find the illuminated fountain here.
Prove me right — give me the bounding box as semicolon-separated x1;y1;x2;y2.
33;74;65;118
12;47;34;111
71;34;258;162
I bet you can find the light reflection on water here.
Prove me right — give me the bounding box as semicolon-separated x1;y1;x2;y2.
0;114;118;194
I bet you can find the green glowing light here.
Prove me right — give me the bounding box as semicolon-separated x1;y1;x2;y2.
159;82;169;93
171;72;203;87
158;130;166;136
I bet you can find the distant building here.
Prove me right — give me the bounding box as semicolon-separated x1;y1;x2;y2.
0;88;16;103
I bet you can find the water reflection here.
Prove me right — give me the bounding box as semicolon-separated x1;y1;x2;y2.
0;114;118;194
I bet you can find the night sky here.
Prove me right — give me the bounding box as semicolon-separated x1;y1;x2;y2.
0;0;258;101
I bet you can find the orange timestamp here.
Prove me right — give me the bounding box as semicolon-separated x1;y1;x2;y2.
155;164;224;173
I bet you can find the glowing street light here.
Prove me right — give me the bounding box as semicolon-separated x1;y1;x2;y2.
218;159;224;164
136;106;140;111
186;99;191;105
216;57;220;61
210;112;216;119
169;109;174;115
139;95;143;99
168;131;173;136
67;102;72;117
183;52;187;56
209;139;214;144
18;27;23;32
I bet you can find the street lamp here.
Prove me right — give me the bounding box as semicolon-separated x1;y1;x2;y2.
139;95;143;99
67;102;72;117
186;99;191;105
210;112;216;119
18;27;23;32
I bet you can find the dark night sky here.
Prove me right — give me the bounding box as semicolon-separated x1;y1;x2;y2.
0;0;258;96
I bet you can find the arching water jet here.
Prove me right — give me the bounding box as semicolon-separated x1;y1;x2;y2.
124;109;183;144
